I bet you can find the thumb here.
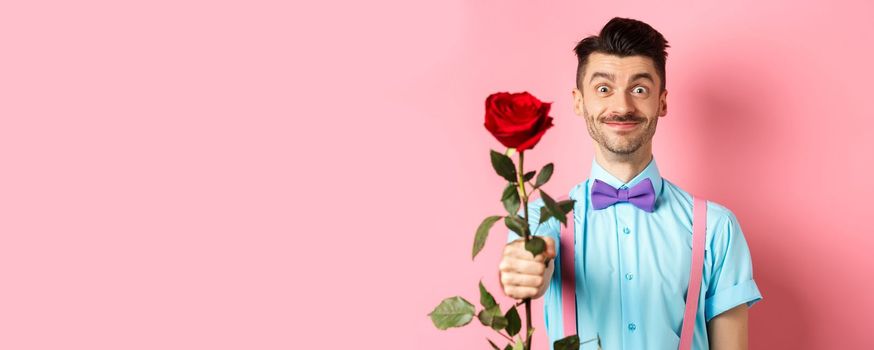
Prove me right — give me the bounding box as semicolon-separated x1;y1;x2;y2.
542;236;556;259
533;236;557;262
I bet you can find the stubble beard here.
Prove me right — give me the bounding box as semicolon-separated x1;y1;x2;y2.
583;108;658;156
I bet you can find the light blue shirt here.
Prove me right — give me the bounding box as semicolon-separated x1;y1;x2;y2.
507;157;762;350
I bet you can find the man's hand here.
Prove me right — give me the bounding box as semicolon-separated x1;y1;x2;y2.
498;236;556;300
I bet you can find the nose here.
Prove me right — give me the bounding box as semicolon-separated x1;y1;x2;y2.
608;91;636;117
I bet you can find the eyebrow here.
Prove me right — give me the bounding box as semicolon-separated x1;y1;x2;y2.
589;72;656;85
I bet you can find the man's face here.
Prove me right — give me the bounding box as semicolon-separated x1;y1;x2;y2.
572;52;668;156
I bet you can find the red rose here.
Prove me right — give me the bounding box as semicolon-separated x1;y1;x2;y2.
483;91;554;152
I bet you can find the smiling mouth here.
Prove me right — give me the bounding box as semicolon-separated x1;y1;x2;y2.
603;121;640;130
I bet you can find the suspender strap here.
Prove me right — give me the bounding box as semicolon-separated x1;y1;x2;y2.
679;197;708;349
557;194;708;350
558;200;577;340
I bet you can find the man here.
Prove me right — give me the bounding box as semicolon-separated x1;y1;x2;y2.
499;17;762;350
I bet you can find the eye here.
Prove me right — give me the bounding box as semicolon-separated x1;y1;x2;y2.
632;86;648;94
596;86;610;93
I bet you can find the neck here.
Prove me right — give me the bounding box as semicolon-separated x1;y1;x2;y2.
593;142;654;183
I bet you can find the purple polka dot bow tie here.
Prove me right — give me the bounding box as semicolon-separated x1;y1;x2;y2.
591;178;656;213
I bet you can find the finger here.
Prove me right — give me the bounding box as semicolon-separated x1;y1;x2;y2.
504;237;556;261
503;239;528;253
500;271;544;289
505;238;526;248
503;245;536;260
499;257;546;275
504;285;539;299
532;251;556;264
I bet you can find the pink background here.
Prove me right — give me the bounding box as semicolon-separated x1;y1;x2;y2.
2;0;872;349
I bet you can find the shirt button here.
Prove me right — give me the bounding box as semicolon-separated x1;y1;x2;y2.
628;323;637;331
625;273;634;280
623;227;631;234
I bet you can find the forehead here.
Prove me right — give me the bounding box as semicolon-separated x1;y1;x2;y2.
584;52;659;82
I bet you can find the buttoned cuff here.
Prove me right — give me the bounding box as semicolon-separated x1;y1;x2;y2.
704;279;763;322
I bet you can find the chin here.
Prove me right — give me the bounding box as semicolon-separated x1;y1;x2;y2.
606;147;640;155
604;141;644;155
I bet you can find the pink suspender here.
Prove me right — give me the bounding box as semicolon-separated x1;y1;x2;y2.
679;197;707;350
557;195;707;350
558;195;578;341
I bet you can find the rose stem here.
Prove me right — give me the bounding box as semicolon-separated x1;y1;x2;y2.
516;151;533;350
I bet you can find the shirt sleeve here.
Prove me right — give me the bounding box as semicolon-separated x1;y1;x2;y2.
703;207;763;322
505;197;562;244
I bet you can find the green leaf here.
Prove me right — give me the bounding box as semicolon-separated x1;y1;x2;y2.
428;296;476;330
473;215;503;260
540;190;567;226
512;338;524;350
524;236;546;257
477;304;502;327
490;150;517;183
479;280;497;309
504;306;521;336
477;309;493;327
487;339;501;350
503;344;513;350
504;215;528;237
538;206;552;224
491;314;508;330
534;163;554;188
554;334;580;350
558;199;575;215
523;170;535;182
501;183;520;215
539;199;575;225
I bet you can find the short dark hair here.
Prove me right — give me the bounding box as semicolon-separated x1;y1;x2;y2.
574;17;670;91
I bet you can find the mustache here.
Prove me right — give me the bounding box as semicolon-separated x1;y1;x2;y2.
601;114;646;123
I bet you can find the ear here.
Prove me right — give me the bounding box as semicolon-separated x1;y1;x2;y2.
572;88;584;116
658;89;668;117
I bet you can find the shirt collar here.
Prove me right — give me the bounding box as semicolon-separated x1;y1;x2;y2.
588;155;664;203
